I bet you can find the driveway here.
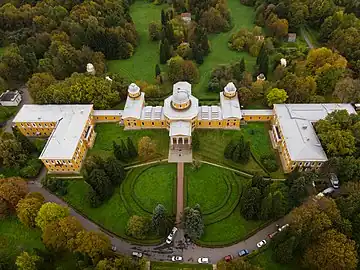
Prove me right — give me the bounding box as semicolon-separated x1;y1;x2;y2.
28;168;285;264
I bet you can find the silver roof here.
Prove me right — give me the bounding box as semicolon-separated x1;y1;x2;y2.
169;121;191;136
220;92;242;119
122;92;145;119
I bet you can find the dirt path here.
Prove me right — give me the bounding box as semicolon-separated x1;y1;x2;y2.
176;162;184;225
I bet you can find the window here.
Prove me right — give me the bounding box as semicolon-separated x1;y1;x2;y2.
152;122;154;126
161;122;164;125
128;123;130;126
32;123;36;127
27;123;31;127
199;122;201;125
134;123;137;126
219;122;221;125
305;162;310;167
208;122;211;126
68;160;71;164
21;123;24;127
38;123;42;127
44;123;47;127
299;162;303;166
50;123;53;127
105;117;107;119
250;117;252;120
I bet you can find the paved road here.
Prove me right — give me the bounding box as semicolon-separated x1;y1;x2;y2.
176;162;184;224
4;86;32;133
28;167;285;264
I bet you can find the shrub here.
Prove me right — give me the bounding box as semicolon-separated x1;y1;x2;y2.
88;188;102;208
20;158;42;178
126;215;150;239
41;177;68;195
148;22;162;41
261;154;279;172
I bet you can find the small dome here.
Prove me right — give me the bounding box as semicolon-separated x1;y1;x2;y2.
223;82;237;98
128;83;141;98
171;89;191;110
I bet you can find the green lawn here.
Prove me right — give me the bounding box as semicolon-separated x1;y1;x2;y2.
151;262;212;270
193;0;257;99
0;217;77;269
133;164;176;214
107;0;256;100
107;2;165;83
186;164;230;213
186;164;264;246
64;164;176;243
249;249;298;270
89;123;169;160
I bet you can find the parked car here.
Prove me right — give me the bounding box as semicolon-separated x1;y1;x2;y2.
132;251;143;258
224;255;233;262
256;240;267;248
329;173;339;189
111;245;117;252
198;257;210;264
322;187;335;195
171;256;183;262
238;249;249;257
166;227;178;244
278;224;289;232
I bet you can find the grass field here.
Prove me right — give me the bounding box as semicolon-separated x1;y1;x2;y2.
133;164;176;214
151;262;212;270
64;164;176;243
249;248;297;270
0;217;77;269
89;123;169;160
194;122;283;177
107;0;256;100
186;164;264;246
107;2;165;83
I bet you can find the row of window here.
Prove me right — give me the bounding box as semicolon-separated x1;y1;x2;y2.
246;116;271;120
20;122;54;128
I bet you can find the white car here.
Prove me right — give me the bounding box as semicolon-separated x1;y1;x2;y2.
257;240;267;248
111;245;117;251
132;251;143;258
171;255;183;262
198;257;209;264
166;227;178;244
329;173;339;189
278;224;289;232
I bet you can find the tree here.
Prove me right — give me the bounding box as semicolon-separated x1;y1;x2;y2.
317;129;356;157
96;256;146;270
149;22;162;41
182;204;204;240
304;229;358;270
266;88;288;106
85;169;113;201
26;72;56;102
0;135;28;169
306;47;347;75
126;215;150;239
120;139;129;160
35;202;69;231
0;77;7;94
260;193;273;220
42;216;83;252
75;230;111;263
16;196;44;227
151;204;167;235
138;136;157;158
288;176;308;207
155;64;161;79
0;177;28;210
274;236;297;264
112;141;124;161
15;252;41;270
224;139;237;159
104;157;125;186
240;187;261;220
333;77;360;103
12;126;37;154
259;54;269;76
161;9;167;26
238;87;253;107
167;56;199;83
272;190;287;218
126;137;137;158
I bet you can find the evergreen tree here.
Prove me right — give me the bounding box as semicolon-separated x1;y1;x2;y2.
159;41;166;64
240;57;245;73
113;141;123;161
120;140;129;160
12;126;37;154
155;64;161;78
232;144;242;162
259;54;269;76
240;141;251;163
165;23;175;45
126;137;138;158
260;193;273;220
151;204;167;235
257;44;266;65
104;157;125;186
163;38;171;62
161;9;167;26
224;139;237;159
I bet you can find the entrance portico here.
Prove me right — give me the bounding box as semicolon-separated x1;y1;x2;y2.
168;121;193;162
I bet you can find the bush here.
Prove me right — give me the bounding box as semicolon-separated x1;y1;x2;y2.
88;188;102;208
148;22;162;41
20;158;42;178
261;154;279;172
41;177;68;195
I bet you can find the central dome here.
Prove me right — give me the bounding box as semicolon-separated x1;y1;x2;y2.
171;82;191;110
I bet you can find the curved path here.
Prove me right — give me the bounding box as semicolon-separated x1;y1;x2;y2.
29;168;284;264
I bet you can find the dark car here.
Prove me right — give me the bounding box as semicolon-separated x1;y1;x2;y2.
238;249;249;257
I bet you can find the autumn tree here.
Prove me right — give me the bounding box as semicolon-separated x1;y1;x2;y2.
167;56;199;83
15;252;41;270
0;134;28;169
0;177;28;210
16;194;44;227
74;231;111;263
42;216;83;252
304;229;358;270
138;136;157;158
217;257;263;270
126;215;150;239
333;77;360;103
26;72;57;102
266;88;288;106
35;202;69;231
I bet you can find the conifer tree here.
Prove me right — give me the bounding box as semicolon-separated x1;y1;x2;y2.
165;23;175;45
224;139;237;159
155;64;161;78
126;137;138;158
163;38;171;62
240;57;246;73
161;9;167;26
257;44;266;65
113;141;123;161
120;140;129;160
159;41;166;64
232;144;242;162
259;54;269;76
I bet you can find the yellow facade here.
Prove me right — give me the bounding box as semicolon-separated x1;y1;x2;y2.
16;121;57;137
140;120;166;128
94;115;121;123
243;115;273;122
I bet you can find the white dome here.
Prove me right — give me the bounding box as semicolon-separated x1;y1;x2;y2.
224;82;236;94
172;89;190;105
128;83;141;97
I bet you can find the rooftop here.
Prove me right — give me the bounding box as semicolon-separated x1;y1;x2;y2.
13;104;93;160
140;106;164;120
198;105;222;120
170;121;192;136
122;92;145;119
93;110;123;116
274;103;356;162
220;92;242;119
241;109;273;116
0;90;19;101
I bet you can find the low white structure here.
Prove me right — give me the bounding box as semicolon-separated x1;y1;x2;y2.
86;63;95;75
0;90;22;106
257;73;266;81
280;58;287;67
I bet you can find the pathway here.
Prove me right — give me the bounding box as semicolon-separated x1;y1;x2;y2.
124;159;168;170
301;27;315;49
176;162;184;225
